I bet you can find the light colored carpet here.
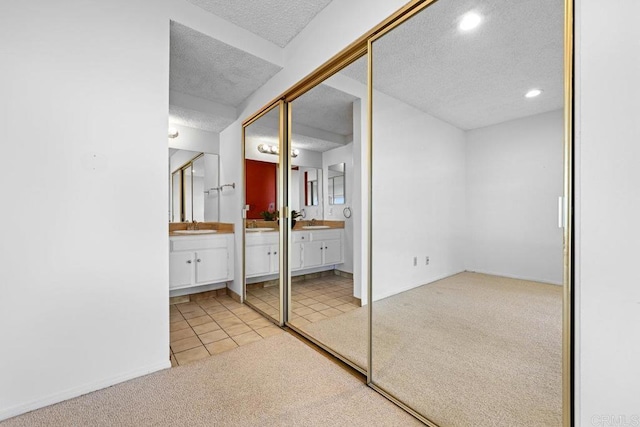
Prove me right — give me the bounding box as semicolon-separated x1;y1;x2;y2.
300;272;563;427
1;333;420;427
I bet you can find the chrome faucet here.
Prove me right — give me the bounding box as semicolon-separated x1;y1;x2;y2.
310;218;317;226
249;220;257;229
189;221;199;230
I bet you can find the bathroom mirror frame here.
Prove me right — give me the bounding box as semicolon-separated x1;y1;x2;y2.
241;0;574;424
241;100;289;326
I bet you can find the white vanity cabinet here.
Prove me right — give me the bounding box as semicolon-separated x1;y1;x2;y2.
246;229;344;279
169;233;234;290
245;231;279;278
293;229;344;270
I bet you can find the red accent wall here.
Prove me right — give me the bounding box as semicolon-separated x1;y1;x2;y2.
245;159;277;219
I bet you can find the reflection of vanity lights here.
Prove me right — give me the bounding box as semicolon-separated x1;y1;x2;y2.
257;143;299;158
525;89;543;98
168;127;179;138
459;12;482;32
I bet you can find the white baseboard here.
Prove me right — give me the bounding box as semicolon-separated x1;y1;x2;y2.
0;360;171;422
465;268;563;286
372;270;466;302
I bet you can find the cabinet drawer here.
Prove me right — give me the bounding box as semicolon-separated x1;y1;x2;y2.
245;232;279;246
171;236;228;252
310;230;342;241
292;232;310;243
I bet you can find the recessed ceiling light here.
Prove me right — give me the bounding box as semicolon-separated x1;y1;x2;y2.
525;89;543;98
459;12;482;32
168;127;179;138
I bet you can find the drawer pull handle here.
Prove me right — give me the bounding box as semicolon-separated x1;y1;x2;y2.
197;259;201;263
187;260;192;264
268;252;271;255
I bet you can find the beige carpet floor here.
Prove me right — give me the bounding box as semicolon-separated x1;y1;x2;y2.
1;333;420;427
300;272;563;427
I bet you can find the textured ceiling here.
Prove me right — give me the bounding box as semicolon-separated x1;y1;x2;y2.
244;94;355;153
170;21;282;108
341;0;564;130
291;84;357;137
185;0;333;47
169;105;236;133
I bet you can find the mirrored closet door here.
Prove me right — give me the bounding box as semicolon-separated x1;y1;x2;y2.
369;0;566;425
243;102;287;325
285;56;369;372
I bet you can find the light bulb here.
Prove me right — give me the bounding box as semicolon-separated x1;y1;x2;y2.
459;12;482;32
525;89;543;98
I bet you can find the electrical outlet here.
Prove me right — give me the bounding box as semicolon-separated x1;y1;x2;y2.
426;256;430;265
413;256;417;266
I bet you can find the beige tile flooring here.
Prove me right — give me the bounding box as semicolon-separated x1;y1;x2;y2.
170;295;283;366
245;275;359;329
245;284;280;321
290;276;359;328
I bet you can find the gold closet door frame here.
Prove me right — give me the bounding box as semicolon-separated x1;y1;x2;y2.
241;0;574;425
241;100;288;327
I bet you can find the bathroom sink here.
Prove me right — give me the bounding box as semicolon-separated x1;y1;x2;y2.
246;227;277;232
173;230;217;234
302;225;331;229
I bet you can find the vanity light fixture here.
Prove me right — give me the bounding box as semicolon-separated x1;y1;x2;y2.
258;143;299;158
525;89;543;98
168;127;179;138
459;12;482;32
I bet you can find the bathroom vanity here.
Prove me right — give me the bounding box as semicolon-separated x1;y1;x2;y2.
169;226;234;292
245;227;344;279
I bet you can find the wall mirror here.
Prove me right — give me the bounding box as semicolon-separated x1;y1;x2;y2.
327;162;345;205
303;168;321;207
169;149;219;223
365;0;566;425
243;104;284;324
286;55;368;373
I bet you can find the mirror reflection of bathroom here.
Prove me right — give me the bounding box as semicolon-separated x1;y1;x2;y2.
286;55;368;372
169;150;220;223
327;163;345;205
364;0;565;424
243;105;283;324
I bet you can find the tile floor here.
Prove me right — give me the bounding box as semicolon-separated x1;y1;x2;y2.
170;295;283;366
289;276;359;328
246;275;359;329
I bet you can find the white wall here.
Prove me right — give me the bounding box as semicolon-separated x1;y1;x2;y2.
0;0;170;420
203;154;220;222
372;91;468;301
167;123;220;154
218;122;244;298
575;0;640;424
323;143;355;274
465;110;564;285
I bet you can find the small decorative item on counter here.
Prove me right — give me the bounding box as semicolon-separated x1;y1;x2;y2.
291;210;303;229
260;209;279;221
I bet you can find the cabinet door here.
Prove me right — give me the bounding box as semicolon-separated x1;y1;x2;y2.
303;241;323;268
291;242;303;270
170;251;194;289
246;244;272;277
323;239;342;265
270;244;280;274
195;248;228;284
